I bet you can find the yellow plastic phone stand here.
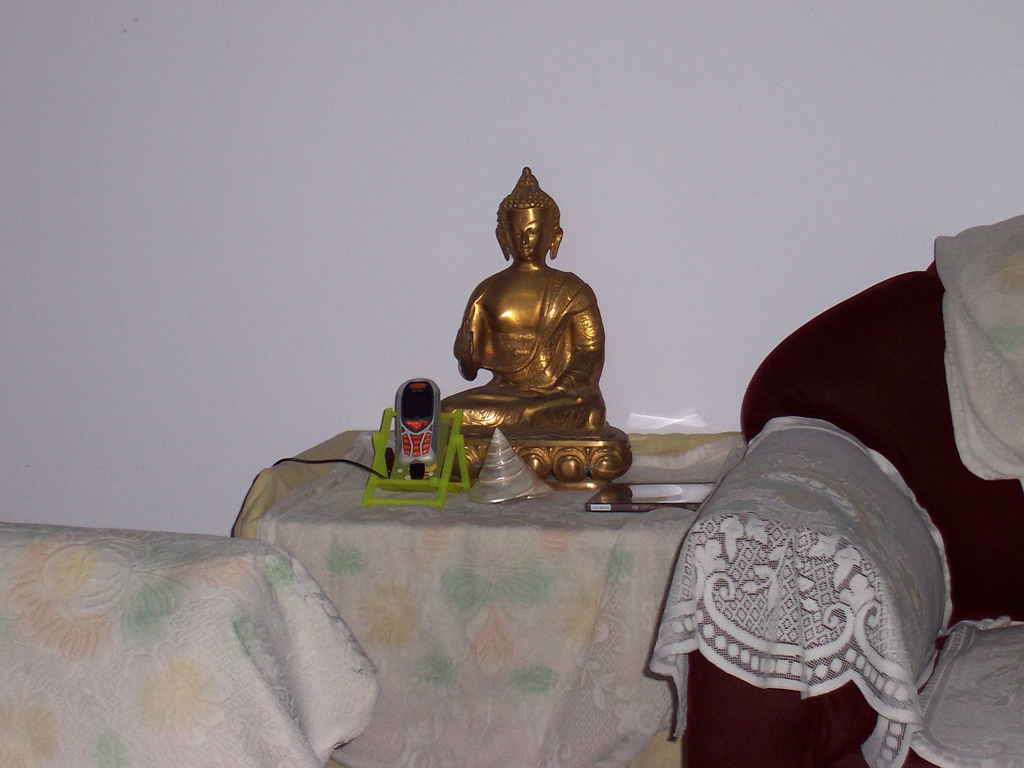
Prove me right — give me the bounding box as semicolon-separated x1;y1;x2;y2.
363;408;470;507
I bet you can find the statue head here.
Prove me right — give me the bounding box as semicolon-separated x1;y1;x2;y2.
496;167;563;263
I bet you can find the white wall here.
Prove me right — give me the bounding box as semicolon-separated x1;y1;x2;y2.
3;1;1022;535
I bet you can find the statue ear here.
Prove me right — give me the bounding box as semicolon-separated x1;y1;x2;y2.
496;225;512;261
548;226;564;261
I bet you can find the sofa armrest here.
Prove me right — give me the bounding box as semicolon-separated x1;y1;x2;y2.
652;417;950;768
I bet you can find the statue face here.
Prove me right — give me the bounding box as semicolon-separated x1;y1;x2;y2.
499;206;561;263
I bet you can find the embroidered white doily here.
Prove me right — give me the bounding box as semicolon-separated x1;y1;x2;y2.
651;417;951;768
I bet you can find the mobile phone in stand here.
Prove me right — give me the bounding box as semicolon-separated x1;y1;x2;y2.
392;379;443;480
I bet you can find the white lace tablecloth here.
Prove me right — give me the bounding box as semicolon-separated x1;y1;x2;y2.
257;435;702;768
0;522;378;768
650;417;951;768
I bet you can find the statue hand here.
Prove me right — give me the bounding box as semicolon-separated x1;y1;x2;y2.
528;385;564;397
529;386;586;407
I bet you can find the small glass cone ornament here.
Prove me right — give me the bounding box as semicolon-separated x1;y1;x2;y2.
468;428;554;503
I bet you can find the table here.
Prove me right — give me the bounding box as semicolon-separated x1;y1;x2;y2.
241;431;740;768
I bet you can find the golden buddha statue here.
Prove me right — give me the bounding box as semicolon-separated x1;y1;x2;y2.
442;168;630;487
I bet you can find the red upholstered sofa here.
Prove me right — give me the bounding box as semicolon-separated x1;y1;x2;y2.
684;264;1024;768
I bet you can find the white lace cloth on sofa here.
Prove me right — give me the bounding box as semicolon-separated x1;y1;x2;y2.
936;212;1024;488
650;417;951;768
912;619;1024;768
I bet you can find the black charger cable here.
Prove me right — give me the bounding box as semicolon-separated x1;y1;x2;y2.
270;457;387;478
234;456;391;537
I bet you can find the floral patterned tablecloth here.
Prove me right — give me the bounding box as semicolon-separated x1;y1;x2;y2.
256;446;701;768
0;522;378;768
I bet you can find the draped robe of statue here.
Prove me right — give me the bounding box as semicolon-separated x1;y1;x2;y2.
445;266;608;435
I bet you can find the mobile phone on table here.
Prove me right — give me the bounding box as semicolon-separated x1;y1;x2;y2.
585;481;715;512
393;378;443;480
